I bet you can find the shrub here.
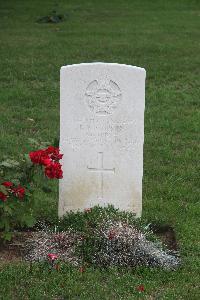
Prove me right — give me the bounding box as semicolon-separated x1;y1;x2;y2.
0;143;63;241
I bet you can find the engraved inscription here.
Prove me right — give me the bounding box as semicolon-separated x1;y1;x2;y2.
87;152;115;200
85;80;122;115
63;119;138;151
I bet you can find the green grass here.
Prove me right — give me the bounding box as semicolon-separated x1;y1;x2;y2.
0;0;199;299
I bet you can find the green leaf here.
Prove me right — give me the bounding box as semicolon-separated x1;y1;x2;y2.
2;232;13;241
0;159;20;168
10;179;21;186
0;220;5;229
0;218;10;231
26;185;34;193
3;206;13;215
21;214;36;227
0;185;8;194
24;154;33;167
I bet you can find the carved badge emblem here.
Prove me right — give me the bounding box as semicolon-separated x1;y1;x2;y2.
85;80;122;115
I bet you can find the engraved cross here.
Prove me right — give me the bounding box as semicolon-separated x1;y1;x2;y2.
87;152;115;199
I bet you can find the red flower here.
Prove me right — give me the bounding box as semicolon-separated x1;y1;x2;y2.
51;149;63;161
0;192;7;202
29;149;48;165
45;162;63;179
41;157;52;166
108;230;116;240
45;146;63;161
29;147;63;179
84;208;92;213
136;285;145;292
47;253;58;261
2;181;13;188
45;146;56;154
29;146;63;167
11;186;25;199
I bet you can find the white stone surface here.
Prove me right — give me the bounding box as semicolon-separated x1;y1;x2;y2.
59;63;146;217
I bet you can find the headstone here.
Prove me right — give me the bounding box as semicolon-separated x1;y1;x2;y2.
59;63;146;217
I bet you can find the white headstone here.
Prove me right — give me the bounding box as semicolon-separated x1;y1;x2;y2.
59;63;146;217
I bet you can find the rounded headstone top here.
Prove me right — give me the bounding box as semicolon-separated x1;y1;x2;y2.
60;62;146;77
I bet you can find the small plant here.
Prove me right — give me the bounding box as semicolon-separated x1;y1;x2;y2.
47;253;60;270
0;181;33;241
0;144;63;241
136;285;145;293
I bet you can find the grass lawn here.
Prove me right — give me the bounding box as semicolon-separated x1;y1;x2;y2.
0;0;199;299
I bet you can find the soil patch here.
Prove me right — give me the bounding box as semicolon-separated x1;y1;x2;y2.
150;223;178;251
0;232;34;266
